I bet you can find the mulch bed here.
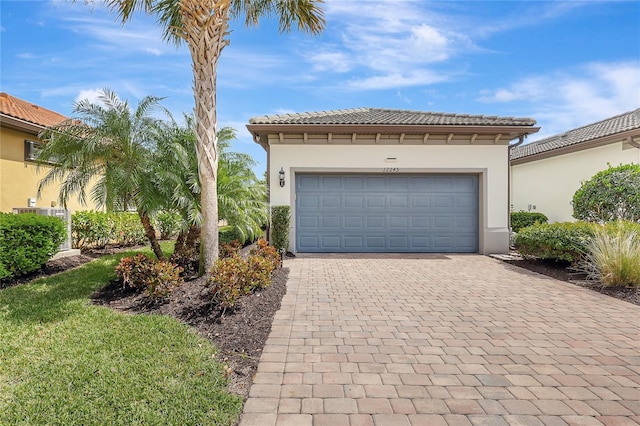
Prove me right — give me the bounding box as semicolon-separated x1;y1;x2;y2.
2;248;638;398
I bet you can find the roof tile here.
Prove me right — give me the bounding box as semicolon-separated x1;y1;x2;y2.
0;92;68;128
249;107;537;127
511;108;640;160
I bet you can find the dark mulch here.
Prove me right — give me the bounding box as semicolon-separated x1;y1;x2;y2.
503;257;640;307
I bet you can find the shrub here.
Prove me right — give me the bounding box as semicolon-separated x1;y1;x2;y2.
111;212;146;246
271;205;290;253
514;222;596;263
219;240;242;259
247;255;275;289
510;211;549;233
207;256;251;310
249;238;281;271
0;212;66;280
219;226;240;245
115;253;183;299
580;223;640;287
155;211;182;240
72;210;114;249
573;163;640;223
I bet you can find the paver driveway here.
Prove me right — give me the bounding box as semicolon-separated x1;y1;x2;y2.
240;255;640;426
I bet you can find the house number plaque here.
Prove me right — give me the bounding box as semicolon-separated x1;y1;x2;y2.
383;168;400;173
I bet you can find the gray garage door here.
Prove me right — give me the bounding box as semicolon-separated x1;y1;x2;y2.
296;174;478;253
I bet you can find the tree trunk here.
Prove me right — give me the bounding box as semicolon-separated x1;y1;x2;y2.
138;210;164;260
180;0;231;275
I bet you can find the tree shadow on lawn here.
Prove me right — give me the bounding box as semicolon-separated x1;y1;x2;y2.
0;255;125;325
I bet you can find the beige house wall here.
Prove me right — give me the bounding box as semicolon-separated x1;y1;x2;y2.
1;126;97;213
269;142;511;254
510;141;640;223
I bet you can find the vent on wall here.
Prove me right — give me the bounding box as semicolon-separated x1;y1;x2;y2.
12;207;72;252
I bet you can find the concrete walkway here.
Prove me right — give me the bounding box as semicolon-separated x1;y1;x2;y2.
239;255;640;426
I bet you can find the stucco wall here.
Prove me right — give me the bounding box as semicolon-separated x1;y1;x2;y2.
1;126;97;213
269;143;511;254
510;142;640;223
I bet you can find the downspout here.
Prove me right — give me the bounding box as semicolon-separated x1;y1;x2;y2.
507;135;526;243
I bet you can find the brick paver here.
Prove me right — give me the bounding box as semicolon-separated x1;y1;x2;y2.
239;255;640;425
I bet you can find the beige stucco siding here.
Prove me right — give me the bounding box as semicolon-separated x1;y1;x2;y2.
1;126;97;213
269;143;510;254
510;142;640;223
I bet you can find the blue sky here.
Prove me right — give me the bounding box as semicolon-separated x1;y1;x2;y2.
1;0;639;171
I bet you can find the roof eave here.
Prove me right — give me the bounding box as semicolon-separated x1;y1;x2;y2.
247;123;540;144
0;113;45;135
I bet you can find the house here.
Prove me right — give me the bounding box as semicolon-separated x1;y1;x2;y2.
510;109;640;223
247;108;539;255
0;92;93;214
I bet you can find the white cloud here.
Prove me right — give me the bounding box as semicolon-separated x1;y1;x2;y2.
479;61;640;138
348;70;450;90
74;88;103;105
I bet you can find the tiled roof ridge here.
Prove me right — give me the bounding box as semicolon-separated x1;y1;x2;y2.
254;107;370;122
250;107;536;125
528;107;640;146
511;108;640;160
0;92;68;128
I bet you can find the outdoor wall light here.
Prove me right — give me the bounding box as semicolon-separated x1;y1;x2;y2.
278;167;286;187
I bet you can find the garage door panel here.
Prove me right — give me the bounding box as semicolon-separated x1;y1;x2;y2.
344;195;364;208
296;174;478;253
366;196;386;208
344;216;363;228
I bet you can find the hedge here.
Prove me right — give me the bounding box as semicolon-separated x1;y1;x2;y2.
0;212;66;280
510;211;548;233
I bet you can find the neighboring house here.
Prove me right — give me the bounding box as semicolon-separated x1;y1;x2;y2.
510;109;640;223
248;108;539;255
0;92;90;213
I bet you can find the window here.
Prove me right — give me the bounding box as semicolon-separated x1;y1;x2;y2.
24;139;58;165
24;139;43;162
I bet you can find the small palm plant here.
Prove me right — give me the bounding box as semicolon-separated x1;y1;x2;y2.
580;223;640;287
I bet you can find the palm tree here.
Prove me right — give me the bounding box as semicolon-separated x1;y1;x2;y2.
37;88;167;260
105;0;325;274
154;118;267;270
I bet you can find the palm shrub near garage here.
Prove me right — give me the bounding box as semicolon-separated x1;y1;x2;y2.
572;163;640;223
115;253;184;299
271;205;291;254
0;212;66;280
510;211;549;233
514;222;596;264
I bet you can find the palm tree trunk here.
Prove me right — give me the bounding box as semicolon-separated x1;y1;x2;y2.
138;210;164;260
180;0;231;275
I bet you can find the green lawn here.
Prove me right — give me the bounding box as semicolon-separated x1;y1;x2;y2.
0;244;242;425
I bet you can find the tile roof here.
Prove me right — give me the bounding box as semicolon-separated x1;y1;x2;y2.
0;92;68;128
511;108;640;160
249;107;537;127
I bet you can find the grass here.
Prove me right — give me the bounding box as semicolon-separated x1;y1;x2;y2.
0;243;242;425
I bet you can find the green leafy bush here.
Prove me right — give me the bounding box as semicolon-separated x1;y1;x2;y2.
219;226;240;245
573;163;640;223
0;212;66;279
510;211;549;233
111;212;146;246
72;211;150;249
115;253;183;299
155;211;182;240
514;222;596;263
580;223;640;287
72;210;114;249
271;205;290;253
